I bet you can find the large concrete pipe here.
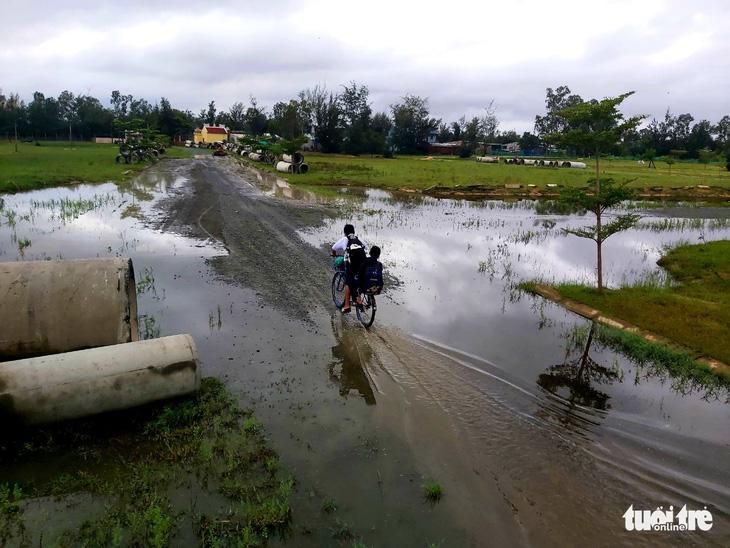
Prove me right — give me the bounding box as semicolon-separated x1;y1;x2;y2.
0;334;200;426
248;152;262;161
516;158;525;165
476;156;498;163
536;159;546;166
0;258;138;360
276;161;294;174
565;161;587;169
282;152;304;165
523;159;536;166
297;163;309;174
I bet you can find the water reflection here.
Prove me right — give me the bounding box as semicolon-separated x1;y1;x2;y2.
537;323;623;411
328;319;376;405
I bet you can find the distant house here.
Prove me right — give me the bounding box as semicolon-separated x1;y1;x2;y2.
194;124;229;144
429;141;462;155
504;142;520;153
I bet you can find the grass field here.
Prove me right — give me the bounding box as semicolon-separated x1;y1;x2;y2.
4;141;729;198
0;141;195;192
554;240;730;366
254;153;730;197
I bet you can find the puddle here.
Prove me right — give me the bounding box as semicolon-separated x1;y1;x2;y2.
1;160;729;545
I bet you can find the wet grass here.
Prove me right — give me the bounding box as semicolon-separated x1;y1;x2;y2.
0;141;192;192
0;378;293;547
556;240;730;366
244;153;730;196
519;240;730;378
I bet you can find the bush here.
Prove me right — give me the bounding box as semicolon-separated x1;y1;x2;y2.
458;145;472;158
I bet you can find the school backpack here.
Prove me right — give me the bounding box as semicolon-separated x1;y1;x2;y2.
346;236;367;270
361;261;384;295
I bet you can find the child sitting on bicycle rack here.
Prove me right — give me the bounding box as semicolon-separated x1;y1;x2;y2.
357;246;383;301
331;224;368;313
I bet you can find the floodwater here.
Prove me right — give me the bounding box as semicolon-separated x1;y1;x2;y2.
1;160;729;546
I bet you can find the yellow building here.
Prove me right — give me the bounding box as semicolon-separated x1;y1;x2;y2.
193;124;229;144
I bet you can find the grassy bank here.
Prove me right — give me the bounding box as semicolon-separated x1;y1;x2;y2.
250;153;730;198
0;378;292;546
554;240;730;366
0;141;195;192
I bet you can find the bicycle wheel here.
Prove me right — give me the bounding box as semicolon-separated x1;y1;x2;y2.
332;271;347;308
356;294;376;328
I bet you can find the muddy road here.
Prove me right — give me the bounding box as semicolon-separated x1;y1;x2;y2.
145;156;728;547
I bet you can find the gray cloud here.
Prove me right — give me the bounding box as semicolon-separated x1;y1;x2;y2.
1;0;728;133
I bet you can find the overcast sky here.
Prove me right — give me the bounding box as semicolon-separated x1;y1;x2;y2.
1;0;728;134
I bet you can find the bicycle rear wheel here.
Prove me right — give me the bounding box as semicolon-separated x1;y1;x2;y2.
332;271;347;308
356;294;376;328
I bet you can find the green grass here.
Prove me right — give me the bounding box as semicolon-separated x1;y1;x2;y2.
0;378;292;546
243;153;730;196
0;141;195;192
555;240;730;366
423;480;443;503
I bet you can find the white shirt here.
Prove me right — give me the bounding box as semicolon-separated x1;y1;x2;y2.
332;235;368;258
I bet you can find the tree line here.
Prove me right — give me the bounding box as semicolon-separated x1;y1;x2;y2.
1;84;728;160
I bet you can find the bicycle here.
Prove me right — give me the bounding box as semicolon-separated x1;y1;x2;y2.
332;258;377;328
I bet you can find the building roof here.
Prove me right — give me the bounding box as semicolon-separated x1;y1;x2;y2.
204;126;228;135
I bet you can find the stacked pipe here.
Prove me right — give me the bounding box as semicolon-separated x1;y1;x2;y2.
279;152;309;174
476;156;499;163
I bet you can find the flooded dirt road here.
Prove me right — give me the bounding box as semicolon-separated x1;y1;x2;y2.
1;155;728;546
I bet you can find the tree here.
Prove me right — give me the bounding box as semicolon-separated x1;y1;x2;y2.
312;92;342;153
519;132;541;152
205;101;217;125
224;101;246;131
547;92;646;293
534;86;582;136
715;115;730;152
244;96;268;136
340;81;372;155
389;94;439;154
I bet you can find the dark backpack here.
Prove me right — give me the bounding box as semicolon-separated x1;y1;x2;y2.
360;261;384;295
346;236;367;271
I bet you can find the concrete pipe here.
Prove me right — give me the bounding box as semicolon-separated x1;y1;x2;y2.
523;159;536;166
0;334;201;426
536;159;545;166
549;161;559;168
248;152;262;161
516;158;525;165
568;161;587;169
297;163;310;174
276;161;294;174
0;258;138;360
283;152;304;165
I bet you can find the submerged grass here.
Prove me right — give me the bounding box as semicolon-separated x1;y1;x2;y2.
0;378;293;547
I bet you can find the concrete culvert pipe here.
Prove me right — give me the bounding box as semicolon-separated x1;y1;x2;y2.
0;258;138;360
523;159;536;166
0;334;201;426
516;158;525;165
276;161;294;174
297;163;309;174
248;152;262;161
568;161;587;169
283;152;304;165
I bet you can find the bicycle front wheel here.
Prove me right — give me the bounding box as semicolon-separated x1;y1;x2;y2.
356;294;376;328
332;271;347;308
